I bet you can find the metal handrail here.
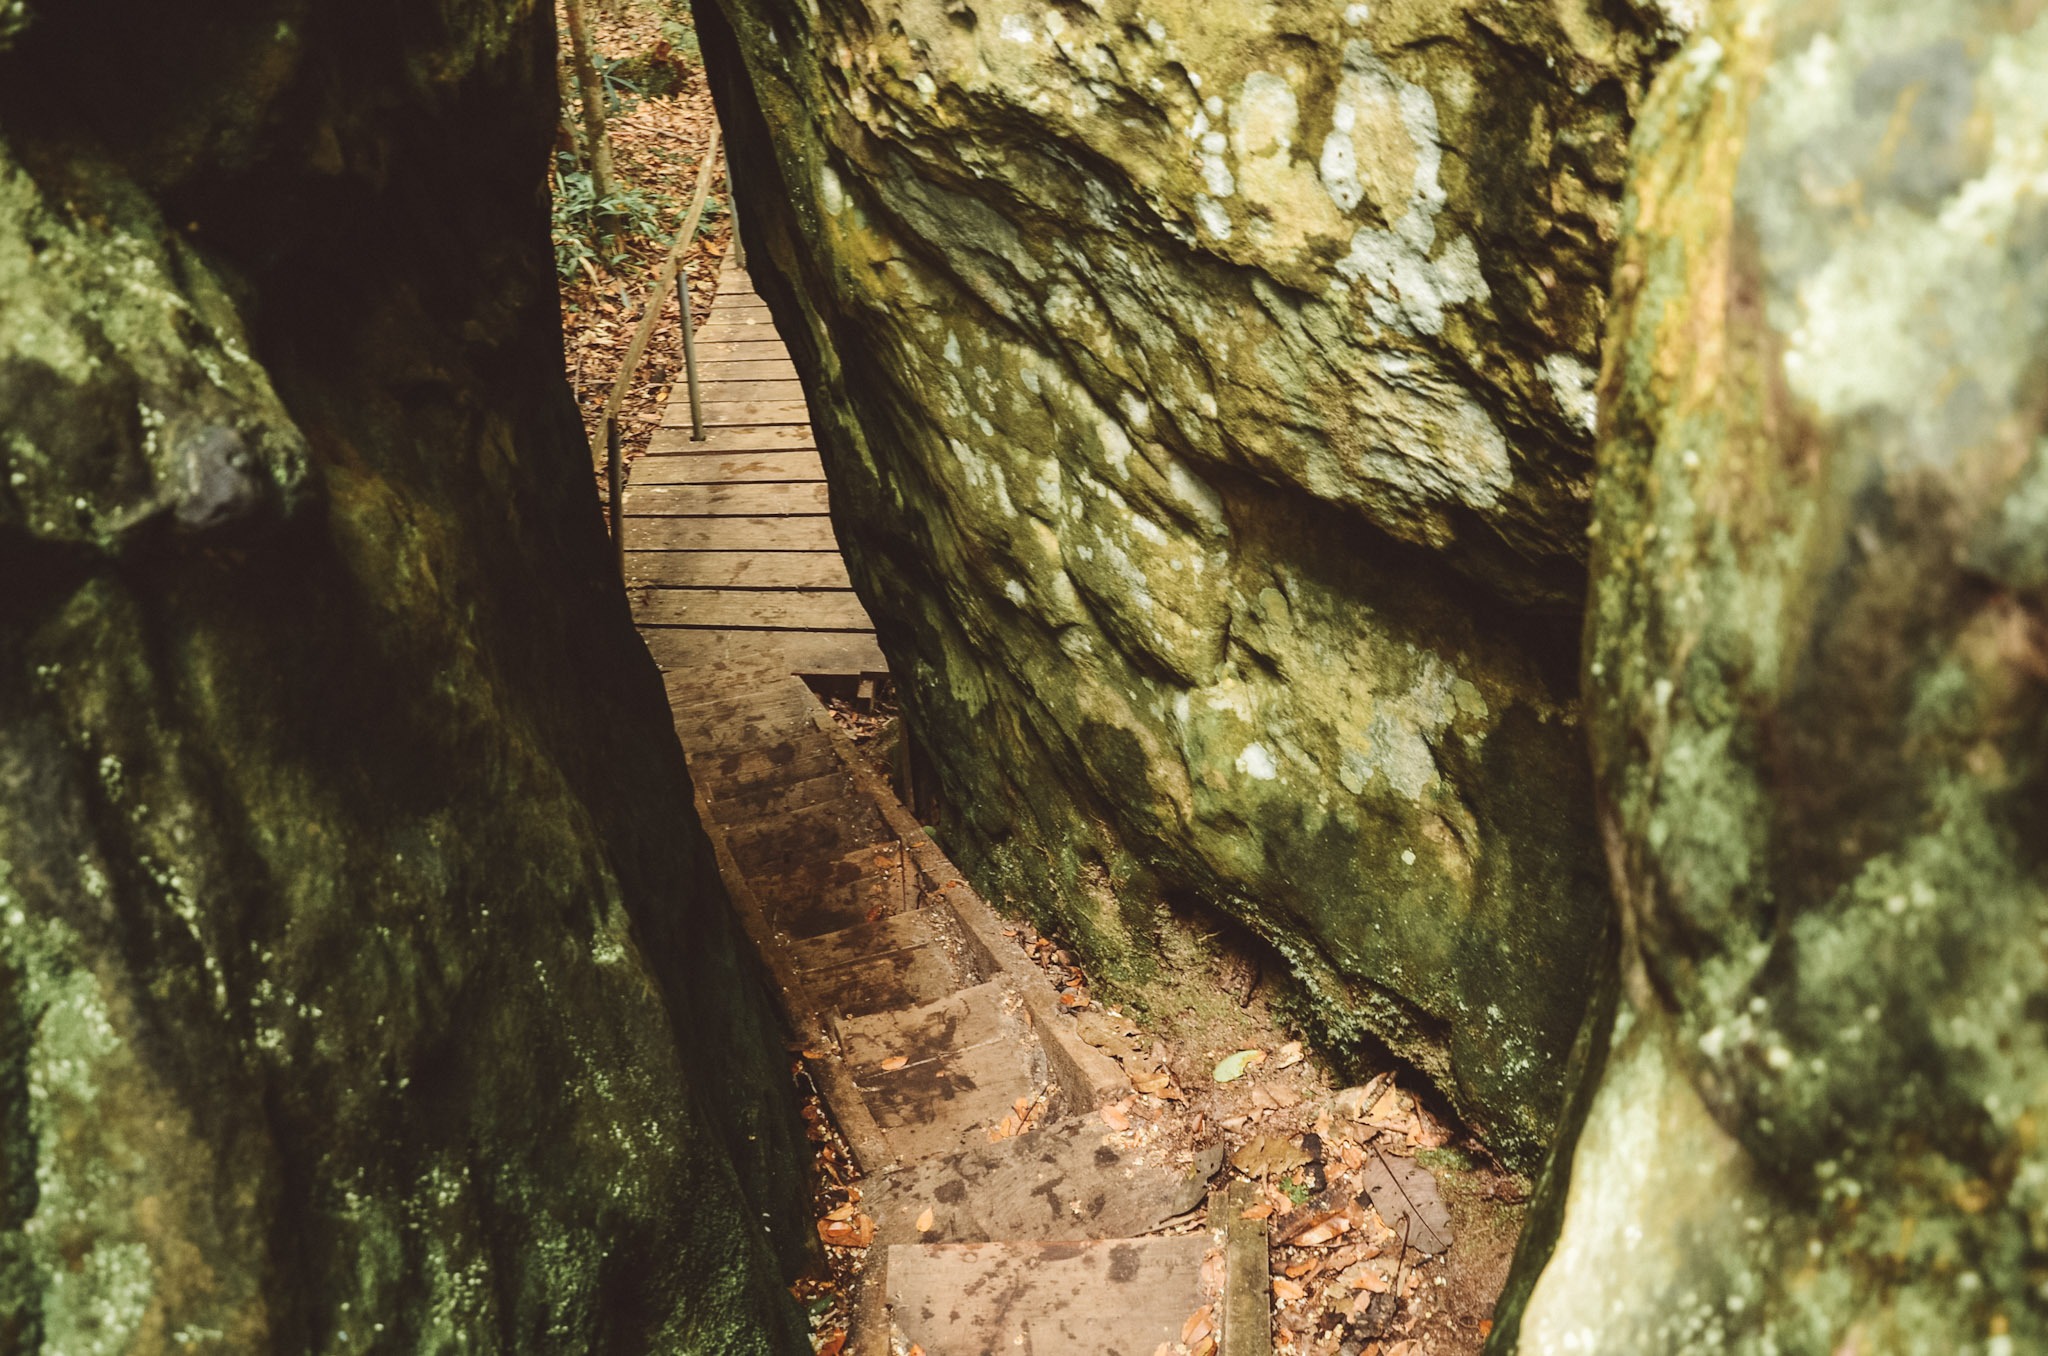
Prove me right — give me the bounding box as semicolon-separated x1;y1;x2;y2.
593;121;726;566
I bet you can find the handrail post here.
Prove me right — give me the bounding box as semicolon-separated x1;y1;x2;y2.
730;180;746;269
679;272;706;442
606;415;625;580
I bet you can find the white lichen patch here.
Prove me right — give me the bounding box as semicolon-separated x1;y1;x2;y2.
1236;741;1279;780
1544;353;1599;434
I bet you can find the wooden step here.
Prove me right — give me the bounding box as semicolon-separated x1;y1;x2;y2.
627;516;840;552
858;1036;1046;1160
789;913;969;1018
642;628;887;678
629;551;852;591
721;795;893;874
754;848;915;939
628;450;825;483
624;481;832;516
635;588;872;632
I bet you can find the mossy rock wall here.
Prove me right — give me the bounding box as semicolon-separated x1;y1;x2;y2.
0;2;809;1349
695;0;1685;1162
1493;1;2048;1348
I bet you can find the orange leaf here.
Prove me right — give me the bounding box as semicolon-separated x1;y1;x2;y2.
1239;1203;1274;1220
1272;1277;1306;1301
815;1333;847;1356
879;1056;909;1072
915;1207;936;1233
1101;1105;1131;1132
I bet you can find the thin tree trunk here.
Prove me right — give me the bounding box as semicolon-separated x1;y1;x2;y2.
563;0;613;205
555;52;585;167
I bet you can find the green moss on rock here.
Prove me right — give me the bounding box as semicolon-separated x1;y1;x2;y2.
696;0;1684;1164
1495;2;2048;1348
0;2;809;1351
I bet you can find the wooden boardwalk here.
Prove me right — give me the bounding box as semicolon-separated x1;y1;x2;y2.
624;258;885;679
632;253;1269;1356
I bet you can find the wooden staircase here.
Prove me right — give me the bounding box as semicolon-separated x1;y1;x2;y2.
629;256;1270;1356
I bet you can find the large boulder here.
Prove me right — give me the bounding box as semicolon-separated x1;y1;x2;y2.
1495;1;2048;1348
696;0;1681;1160
0;2;809;1349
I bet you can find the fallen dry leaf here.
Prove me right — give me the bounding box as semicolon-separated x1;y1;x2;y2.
1239;1203;1274;1221
1333;1074;1395;1120
1272;1277;1306;1302
1230;1133;1311;1178
915;1207;935;1233
879;1056;909;1072
1101;1104;1132;1132
1360;1147;1453;1255
1272;1040;1304;1070
1180;1304;1214;1346
816;1213;875;1248
815;1332;846;1356
1200;1247;1227;1297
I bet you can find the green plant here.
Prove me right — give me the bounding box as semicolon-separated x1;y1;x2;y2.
550;154;674;280
593;53;645;113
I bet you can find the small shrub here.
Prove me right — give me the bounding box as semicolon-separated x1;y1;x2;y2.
551;154;675;280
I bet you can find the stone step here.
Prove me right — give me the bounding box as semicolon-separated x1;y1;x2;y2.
857;1107;1220;1246
882;1235;1217;1356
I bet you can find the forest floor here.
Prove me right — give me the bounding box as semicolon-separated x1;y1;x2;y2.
551;0;730;479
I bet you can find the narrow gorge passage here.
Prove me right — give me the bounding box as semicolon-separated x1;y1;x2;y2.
631;246;1526;1356
628;260;1259;1356
6;0;2047;1353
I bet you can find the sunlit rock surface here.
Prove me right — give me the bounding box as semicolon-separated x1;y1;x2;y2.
697;0;1680;1160
1495;2;2048;1348
0;2;808;1349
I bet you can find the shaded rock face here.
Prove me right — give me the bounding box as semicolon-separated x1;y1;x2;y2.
697;0;1680;1160
1495;1;2048;1349
0;2;809;1350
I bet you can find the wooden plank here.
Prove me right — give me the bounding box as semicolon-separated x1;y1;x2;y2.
697;309;777;327
633;588;873;631
697;321;781;341
629;450;824;484
1221;1179;1274;1356
696;339;790;360
642;627;885;676
696;358;798;381
630;552;850;590
712;772;865;825
626;481;830;517
710;302;772;319
697;378;805;401
628;516;839;551
668;400;812;428
643;426;814;455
